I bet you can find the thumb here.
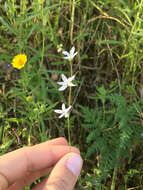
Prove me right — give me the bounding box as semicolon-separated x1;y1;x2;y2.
44;152;82;190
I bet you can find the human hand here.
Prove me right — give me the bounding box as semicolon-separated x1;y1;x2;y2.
0;137;82;190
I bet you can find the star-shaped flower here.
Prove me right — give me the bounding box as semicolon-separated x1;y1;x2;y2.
54;103;72;118
62;46;77;61
57;74;76;91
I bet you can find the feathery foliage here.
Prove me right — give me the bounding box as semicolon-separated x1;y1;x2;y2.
79;86;143;189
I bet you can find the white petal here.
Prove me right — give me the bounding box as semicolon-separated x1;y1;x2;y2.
62;51;70;56
58;85;67;91
59;113;64;118
61;74;67;82
73;52;78;57
63;56;70;60
68;75;75;82
54;109;63;114
70;46;75;55
57;81;65;85
68;82;76;87
62;103;66;111
66;106;72;112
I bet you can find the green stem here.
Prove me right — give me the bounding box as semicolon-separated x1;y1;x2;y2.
67;115;71;151
102;102;105;127
70;0;75;44
111;166;118;190
67;60;73;151
40;0;45;69
41;34;45;69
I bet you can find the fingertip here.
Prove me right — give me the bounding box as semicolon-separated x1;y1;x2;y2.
43;152;83;190
44;137;68;146
71;147;80;155
66;153;83;177
57;137;68;145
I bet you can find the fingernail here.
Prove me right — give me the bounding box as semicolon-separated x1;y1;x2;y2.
66;154;82;177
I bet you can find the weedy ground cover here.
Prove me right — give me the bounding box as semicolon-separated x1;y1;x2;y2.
0;0;143;189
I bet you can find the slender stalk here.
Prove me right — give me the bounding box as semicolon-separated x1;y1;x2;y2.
40;0;45;69
41;33;45;69
67;60;73;151
68;60;73;104
69;0;72;11
70;0;75;44
102;101;105;128
111;166;118;190
67;115;71;151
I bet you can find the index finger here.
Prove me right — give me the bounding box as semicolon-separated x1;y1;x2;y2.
0;138;79;187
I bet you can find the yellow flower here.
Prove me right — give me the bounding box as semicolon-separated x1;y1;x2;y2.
26;96;32;102
12;54;27;69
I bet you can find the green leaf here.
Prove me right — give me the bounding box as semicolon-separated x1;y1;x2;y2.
98;40;123;45
0;139;15;155
0;17;17;35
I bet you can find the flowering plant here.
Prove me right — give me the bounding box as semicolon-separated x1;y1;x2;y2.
54;46;77;149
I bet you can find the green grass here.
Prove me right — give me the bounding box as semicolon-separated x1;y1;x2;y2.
1;0;143;189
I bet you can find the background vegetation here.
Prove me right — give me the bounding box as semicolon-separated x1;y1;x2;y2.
0;0;143;189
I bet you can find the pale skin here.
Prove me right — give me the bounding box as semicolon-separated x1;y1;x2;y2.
0;137;83;190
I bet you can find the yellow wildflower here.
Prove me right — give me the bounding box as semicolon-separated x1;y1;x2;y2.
26;96;32;102
12;54;27;69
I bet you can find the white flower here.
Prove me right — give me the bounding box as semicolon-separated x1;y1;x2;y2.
62;46;77;61
54;103;72;118
57;74;76;91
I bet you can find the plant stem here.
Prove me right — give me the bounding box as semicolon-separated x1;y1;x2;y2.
70;0;75;44
40;0;45;69
67;115;71;151
67;60;73;151
111;165;118;190
68;60;73;105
